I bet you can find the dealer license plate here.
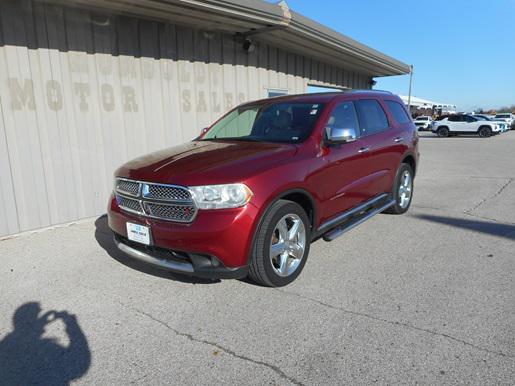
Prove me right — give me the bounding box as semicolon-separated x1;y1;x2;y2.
126;222;150;245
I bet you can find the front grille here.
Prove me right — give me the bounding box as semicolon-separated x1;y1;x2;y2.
143;184;192;201
114;178;197;222
116;195;143;214
144;202;196;223
116;179;140;197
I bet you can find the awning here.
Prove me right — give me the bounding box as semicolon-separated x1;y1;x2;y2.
65;0;410;77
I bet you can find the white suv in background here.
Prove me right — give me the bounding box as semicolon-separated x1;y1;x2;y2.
494;113;514;129
413;115;433;131
432;114;501;138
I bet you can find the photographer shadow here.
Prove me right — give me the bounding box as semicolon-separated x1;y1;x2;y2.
0;302;91;385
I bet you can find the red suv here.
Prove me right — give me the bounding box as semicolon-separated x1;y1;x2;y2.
108;91;419;286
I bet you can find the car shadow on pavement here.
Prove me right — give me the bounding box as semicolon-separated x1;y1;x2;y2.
415;214;515;241
94;215;221;284
418;134;491;139
0;302;91;385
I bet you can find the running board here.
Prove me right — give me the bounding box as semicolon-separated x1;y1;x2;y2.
322;199;395;242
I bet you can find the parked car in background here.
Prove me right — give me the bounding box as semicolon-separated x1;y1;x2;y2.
414;115;433;131
494;113;514;129
432;114;501;137
474;115;509;132
108;91;419;286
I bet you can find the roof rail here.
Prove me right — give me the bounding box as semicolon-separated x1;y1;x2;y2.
346;89;393;95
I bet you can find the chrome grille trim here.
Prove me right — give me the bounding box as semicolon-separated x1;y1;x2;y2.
142;183;193;202
114;178;197;223
115;178;141;197
115;194;144;215
143;202;197;222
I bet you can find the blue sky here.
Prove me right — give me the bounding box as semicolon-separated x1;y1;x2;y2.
278;0;515;111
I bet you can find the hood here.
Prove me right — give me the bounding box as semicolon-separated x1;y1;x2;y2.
116;140;298;185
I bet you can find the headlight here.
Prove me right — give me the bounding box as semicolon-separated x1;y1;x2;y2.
189;184;253;209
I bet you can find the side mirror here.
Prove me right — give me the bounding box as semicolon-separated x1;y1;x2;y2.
325;127;357;144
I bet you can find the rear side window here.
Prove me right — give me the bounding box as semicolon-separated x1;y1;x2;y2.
355;99;389;136
385;100;411;124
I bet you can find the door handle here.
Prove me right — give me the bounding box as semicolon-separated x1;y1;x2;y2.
394;136;404;143
358;147;370;153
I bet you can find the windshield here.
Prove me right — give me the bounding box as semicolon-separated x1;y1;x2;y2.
415;117;429;121
201;102;325;143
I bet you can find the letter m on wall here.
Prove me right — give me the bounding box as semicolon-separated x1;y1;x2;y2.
8;78;36;110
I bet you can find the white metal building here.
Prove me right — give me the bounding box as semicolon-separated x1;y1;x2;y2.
0;0;409;236
400;95;456;115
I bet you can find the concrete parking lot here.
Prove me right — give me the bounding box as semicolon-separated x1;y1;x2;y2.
1;131;514;385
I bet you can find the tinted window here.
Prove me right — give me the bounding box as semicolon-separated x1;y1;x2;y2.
465;115;477;122
385;100;411;124
202;102;324;143
448;115;461;122
354;99;389;135
325;102;360;133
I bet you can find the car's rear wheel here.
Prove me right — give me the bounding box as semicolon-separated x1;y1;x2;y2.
478;126;492;138
384;163;414;215
248;200;310;287
437;126;449;137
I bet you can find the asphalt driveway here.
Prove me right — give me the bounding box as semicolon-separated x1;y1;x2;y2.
1;131;514;385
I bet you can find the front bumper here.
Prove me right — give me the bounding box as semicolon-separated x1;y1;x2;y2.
113;234;248;279
107;194;258;278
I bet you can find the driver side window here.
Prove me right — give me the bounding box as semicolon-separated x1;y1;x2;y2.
326;102;360;135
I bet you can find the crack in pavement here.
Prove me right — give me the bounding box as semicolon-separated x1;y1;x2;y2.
275;289;514;360
123;304;304;386
465;178;514;214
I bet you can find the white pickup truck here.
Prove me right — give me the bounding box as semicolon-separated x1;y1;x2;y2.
413;115;433;131
432;114;501;138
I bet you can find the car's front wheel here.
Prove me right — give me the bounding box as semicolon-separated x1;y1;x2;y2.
248;200;310;287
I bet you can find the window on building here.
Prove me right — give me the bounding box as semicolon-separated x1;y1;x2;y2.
385;100;411;124
354;99;389;136
267;89;288;98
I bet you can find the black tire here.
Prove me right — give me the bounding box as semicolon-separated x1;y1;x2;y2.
248;200;311;287
478;126;492;138
384;163;414;215
436;126;449;137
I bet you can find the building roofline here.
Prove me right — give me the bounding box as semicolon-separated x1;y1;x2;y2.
63;0;410;76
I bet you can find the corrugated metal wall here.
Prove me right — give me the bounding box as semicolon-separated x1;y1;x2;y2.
0;0;371;236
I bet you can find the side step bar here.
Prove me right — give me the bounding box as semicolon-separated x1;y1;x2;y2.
322;199;396;242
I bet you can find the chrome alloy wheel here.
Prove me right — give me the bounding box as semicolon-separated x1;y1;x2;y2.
398;170;413;209
270;214;306;277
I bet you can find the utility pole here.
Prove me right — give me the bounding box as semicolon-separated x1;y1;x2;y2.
407;65;413;116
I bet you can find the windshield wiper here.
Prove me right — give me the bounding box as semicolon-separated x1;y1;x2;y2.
207;137;265;142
